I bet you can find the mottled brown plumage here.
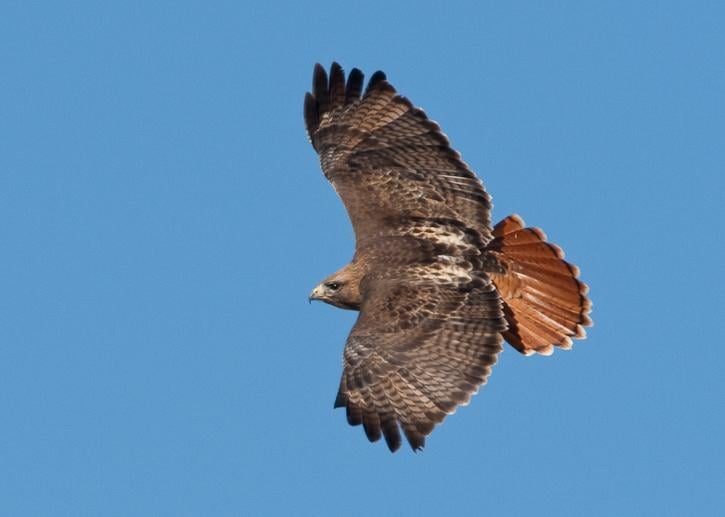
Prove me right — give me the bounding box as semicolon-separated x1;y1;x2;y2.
306;63;592;452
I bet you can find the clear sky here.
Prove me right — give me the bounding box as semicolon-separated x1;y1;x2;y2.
2;1;724;515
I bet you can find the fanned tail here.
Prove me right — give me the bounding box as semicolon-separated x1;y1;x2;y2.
487;215;592;356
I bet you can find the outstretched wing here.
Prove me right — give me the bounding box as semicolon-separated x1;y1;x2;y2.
335;258;507;452
304;62;494;249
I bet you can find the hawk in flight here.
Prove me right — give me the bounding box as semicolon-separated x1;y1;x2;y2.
306;63;592;452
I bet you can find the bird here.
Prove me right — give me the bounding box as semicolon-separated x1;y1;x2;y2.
305;62;592;452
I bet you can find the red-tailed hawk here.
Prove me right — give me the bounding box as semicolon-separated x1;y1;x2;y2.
306;63;592;452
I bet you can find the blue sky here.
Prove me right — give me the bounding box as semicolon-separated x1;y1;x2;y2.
2;1;724;515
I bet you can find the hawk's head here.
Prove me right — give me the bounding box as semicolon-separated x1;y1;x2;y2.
309;267;362;311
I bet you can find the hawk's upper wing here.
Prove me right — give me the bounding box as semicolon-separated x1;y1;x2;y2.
305;63;494;249
335;255;507;452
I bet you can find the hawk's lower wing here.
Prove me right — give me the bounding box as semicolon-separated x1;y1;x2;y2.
334;265;507;452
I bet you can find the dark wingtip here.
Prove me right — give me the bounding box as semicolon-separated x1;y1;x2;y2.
346;403;363;426
369;70;386;85
329;62;343;79
403;428;426;452
312;63;329;113
381;415;402;452
305;63;396;149
313;62;326;82
365;70;387;94
362;413;382;443
385;433;402;453
345;68;364;103
328;62;346;110
333;390;347;408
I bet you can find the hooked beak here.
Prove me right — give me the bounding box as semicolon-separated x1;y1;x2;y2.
309;285;324;304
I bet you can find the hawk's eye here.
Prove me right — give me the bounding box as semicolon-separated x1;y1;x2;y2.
326;282;342;291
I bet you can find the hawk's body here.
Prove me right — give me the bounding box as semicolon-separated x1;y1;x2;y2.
306;63;592;452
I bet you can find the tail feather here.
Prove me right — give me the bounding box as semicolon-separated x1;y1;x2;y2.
487;215;592;356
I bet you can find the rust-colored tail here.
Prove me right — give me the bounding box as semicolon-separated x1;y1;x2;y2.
487;215;592;356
